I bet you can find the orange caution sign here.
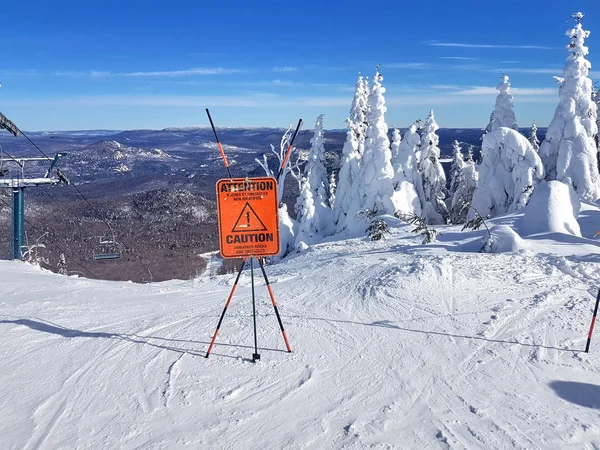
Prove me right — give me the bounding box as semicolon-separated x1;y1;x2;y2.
216;177;280;258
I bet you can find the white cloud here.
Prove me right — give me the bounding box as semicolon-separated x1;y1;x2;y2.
449;86;557;96
384;62;431;69
426;41;559;50
274;66;298;72
4;94;350;108
439;56;477;61
121;68;243;77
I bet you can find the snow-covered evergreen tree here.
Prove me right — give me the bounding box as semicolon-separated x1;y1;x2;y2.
328;171;336;208
305;114;334;235
529;121;541;152
418;110;448;224
294;177;318;246
449;140;466;198
594;87;600;151
449;157;478;224
57;253;68;275
470;127;544;218
466;144;475;162
334;122;362;232
391;124;424;216
539;14;600;201
350;75;370;153
353;69;397;219
490;75;519;131
390;128;402;169
334;75;371;233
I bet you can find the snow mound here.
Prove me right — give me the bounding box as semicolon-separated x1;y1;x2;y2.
518;181;581;237
483;225;527;253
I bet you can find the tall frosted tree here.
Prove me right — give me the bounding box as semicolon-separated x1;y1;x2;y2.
470;128;543;218
490;75;519;131
448;140;466;199
449;157;478;224
539;14;600;201
294;177;318;246
305;114;334;235
419;110;448;224
334;75;369;232
351;69;397;220
390;128;422;216
350;75;370;153
529;121;541;152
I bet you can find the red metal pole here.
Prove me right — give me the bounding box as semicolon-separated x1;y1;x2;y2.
205;257;247;358
585;288;600;353
206;108;233;178
258;257;292;352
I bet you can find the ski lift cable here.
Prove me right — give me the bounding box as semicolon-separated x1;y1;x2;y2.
0;195;101;279
14;127;117;235
0;146;105;245
11;132;156;277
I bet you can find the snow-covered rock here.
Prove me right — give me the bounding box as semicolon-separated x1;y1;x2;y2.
483;225;527;253
518;180;582;237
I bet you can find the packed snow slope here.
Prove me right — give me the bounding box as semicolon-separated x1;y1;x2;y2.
2;203;600;449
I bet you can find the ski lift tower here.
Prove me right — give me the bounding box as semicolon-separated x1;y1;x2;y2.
0;112;69;259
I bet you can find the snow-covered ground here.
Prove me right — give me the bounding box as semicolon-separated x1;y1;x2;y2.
2;203;600;449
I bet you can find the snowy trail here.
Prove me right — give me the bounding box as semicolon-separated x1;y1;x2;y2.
1;227;600;449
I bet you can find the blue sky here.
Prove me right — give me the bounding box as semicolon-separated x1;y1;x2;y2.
1;0;599;131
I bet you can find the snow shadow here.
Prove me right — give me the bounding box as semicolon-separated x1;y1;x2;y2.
549;381;600;409
291;316;578;353
0;318;286;359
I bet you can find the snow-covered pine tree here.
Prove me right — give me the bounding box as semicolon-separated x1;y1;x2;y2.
418;110;449;224
305;114;334;235
594;86;600;151
350;75;370;153
390;128;402;170
294;177;318;247
466;144;475;162
539;13;600;201
353;68;397;220
391;125;424;217
490;75;519;131
449;140;466;198
449;156;479;224
529;121;541;152
57;253;68;275
329;171;336;208
334;75;368;233
470;127;543;218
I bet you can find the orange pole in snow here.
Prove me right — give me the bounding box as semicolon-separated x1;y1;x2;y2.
205;257;247;358
258;257;292;352
585;288;600;353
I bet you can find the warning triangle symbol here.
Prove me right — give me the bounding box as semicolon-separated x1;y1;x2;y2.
232;202;268;233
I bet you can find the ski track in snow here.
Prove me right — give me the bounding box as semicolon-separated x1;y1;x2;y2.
1;224;600;448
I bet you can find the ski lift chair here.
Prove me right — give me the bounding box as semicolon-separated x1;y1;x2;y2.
93;233;123;261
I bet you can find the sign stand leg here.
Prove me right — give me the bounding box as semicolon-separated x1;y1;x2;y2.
258;257;292;353
585;288;600;353
251;257;260;362
205;257;247;358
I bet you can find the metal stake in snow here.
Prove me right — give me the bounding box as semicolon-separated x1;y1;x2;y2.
585;288;600;353
205;108;233;178
250;257;260;362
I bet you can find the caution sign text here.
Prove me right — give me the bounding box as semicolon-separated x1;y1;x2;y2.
216;177;280;258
